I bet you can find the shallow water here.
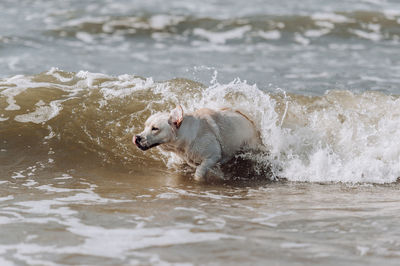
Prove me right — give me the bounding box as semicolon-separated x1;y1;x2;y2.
1;169;400;265
1;0;400;265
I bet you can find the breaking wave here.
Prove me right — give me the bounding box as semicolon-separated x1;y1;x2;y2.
1;68;400;183
48;11;400;44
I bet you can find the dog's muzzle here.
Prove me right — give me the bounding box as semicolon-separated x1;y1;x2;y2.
134;135;160;151
134;135;147;151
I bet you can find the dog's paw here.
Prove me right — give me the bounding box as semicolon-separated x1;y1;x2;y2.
208;164;229;180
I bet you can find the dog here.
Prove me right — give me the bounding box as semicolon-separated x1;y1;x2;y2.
134;106;260;181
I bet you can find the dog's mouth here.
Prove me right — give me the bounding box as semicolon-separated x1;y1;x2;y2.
134;138;161;151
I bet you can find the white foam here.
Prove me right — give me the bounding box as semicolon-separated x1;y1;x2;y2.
76;32;94;43
193;25;251;44
281;242;311;249
0;195;14;202
311;13;354;23
159;79;400;184
350;29;382;41
102;17;140;33
156;192;179;199
357;246;370;256
174;207;203;213
294;33;310;45
63;224;241;258
101;15;184;33
136;194;152;198
14;100;63;124
100;76;154;99
304;29;331;38
1;74;80;125
251;211;294;227
148;15;184;30
258;30;281;40
0;243;66;265
15;200;77;216
54;174;73;180
62;16;107;28
46;67;74;82
0;74;66;111
36;185;85;193
315;21;335;29
11;172;25;179
76;71;110;87
22;180;38;187
11;182;131;225
1;76;26;111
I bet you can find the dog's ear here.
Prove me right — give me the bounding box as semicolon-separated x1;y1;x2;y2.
168;105;184;128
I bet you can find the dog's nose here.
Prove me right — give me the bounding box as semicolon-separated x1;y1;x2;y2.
134;135;141;143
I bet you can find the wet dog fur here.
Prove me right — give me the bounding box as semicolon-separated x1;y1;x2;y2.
134;106;260;181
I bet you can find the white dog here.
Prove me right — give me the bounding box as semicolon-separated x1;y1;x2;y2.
134;106;260;181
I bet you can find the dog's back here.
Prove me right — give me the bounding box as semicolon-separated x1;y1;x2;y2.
193;108;259;161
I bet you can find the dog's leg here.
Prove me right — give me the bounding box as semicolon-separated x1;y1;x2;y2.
194;154;221;181
207;164;226;180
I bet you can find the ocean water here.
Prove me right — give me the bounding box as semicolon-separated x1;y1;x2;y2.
1;0;400;265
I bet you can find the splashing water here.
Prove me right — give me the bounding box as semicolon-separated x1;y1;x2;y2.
1;69;399;183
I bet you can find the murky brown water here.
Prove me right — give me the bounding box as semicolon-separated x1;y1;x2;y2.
2;0;400;264
1;165;400;265
1;70;400;265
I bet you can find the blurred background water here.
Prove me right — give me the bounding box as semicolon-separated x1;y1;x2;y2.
1;0;400;94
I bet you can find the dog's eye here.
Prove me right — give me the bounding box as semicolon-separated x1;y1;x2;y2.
151;127;159;131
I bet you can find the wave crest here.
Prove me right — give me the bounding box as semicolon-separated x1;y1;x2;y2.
1;69;400;183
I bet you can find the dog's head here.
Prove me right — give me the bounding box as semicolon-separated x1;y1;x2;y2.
134;106;183;151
